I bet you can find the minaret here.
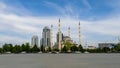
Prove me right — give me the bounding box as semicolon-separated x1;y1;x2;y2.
68;26;70;37
58;19;62;51
58;19;61;32
50;25;53;49
78;22;82;45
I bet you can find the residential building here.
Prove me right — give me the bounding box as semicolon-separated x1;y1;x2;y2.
31;35;39;46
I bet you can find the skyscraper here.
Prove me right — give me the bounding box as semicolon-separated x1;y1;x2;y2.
50;25;53;49
31;35;39;46
41;26;51;49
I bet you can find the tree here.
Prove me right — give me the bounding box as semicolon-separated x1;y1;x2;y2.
48;47;52;52
31;44;40;53
62;46;67;53
9;44;13;53
40;45;45;52
87;49;97;53
25;43;31;53
71;45;78;52
0;48;3;53
103;47;110;53
3;44;13;53
96;48;104;53
65;41;73;51
21;44;26;52
12;45;22;53
78;44;84;53
115;43;120;52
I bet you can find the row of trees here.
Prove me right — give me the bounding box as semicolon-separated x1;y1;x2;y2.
61;42;120;53
0;42;84;53
62;44;84;53
0;43;40;53
0;42;120;54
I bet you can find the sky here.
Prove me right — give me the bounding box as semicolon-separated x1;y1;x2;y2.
0;0;120;47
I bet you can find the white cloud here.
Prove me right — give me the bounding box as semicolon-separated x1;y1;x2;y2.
82;0;92;9
0;1;120;47
43;1;65;14
82;17;120;36
1;11;120;46
0;34;28;45
43;1;79;18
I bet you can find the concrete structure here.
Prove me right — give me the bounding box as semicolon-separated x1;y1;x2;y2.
41;26;51;49
31;35;39;46
98;43;117;49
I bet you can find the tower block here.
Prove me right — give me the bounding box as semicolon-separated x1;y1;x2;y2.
50;25;53;49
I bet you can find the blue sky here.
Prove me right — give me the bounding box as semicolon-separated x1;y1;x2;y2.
0;0;120;47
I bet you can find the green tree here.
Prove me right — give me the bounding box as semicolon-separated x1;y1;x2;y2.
62;46;67;53
12;45;22;53
78;44;84;52
25;43;31;53
96;48;104;53
103;47;110;53
31;44;40;53
9;44;13;53
21;44;26;52
40;45;45;52
116;43;120;52
71;45;78;52
48;47;52;52
65;42;72;51
87;49;97;53
0;48;3;53
3;44;13;53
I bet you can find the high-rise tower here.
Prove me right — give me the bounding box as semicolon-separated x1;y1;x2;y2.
50;25;53;49
41;26;51;49
31;35;39;47
78;22;82;45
